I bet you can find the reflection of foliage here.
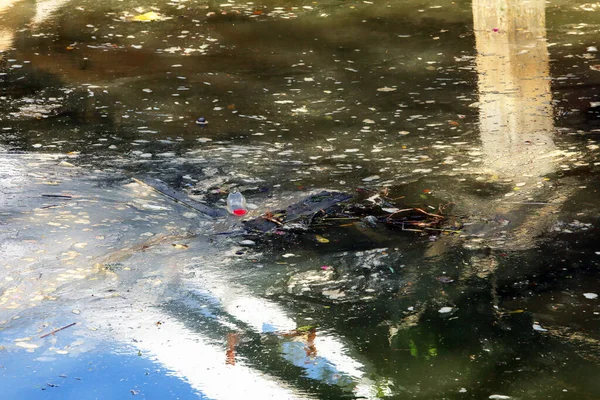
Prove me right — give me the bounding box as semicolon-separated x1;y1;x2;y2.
370;376;394;398
391;322;441;362
408;339;438;360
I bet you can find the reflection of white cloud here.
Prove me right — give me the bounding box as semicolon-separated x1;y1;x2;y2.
186;269;382;398
0;152;59;204
104;306;314;400
197;277;296;334
281;333;380;399
0;152;386;398
0;151;25;193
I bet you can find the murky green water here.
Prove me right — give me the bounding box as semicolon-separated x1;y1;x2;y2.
1;0;599;399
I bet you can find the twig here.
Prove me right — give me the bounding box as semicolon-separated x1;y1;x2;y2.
386;207;444;221
42;194;73;199
438;202;454;214
501;202;554;205
401;227;425;232
412;207;444;219
40;322;76;338
262;215;284;226
260;211;284;226
131;177;226;218
423;227;462;233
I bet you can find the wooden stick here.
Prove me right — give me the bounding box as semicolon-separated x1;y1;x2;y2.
40;322;76;338
42;194;72;199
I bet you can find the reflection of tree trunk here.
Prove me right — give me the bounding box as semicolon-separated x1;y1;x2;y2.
473;0;555;178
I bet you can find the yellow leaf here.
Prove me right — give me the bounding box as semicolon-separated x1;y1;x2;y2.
315;235;329;243
132;11;162;21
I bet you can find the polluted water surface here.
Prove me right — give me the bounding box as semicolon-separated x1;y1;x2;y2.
0;0;599;399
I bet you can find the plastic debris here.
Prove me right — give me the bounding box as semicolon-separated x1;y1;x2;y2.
196;117;208;126
227;191;248;216
583;293;598;299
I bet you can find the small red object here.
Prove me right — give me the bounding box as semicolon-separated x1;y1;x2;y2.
232;209;247;216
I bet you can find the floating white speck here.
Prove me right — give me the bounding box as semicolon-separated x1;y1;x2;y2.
274;100;294;104
282;253;295;258
587;46;598;52
489;396;511;400
363;119;375;124
362;175;380;182
291;106;308;113
304;77;315;82
583;293;598;299
239;240;256;246
32;143;42;148
142;88;152;93
377;86;396;92
532;323;547;332
438;306;453;313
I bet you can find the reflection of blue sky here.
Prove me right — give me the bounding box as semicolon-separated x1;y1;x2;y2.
2;343;206;400
281;341;354;388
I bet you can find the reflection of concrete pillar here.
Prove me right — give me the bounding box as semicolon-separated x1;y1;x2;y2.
0;0;21;52
31;0;71;27
0;0;71;51
473;0;555;178
0;28;14;51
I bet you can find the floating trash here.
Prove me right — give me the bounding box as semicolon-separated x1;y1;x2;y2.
227;191;248;216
